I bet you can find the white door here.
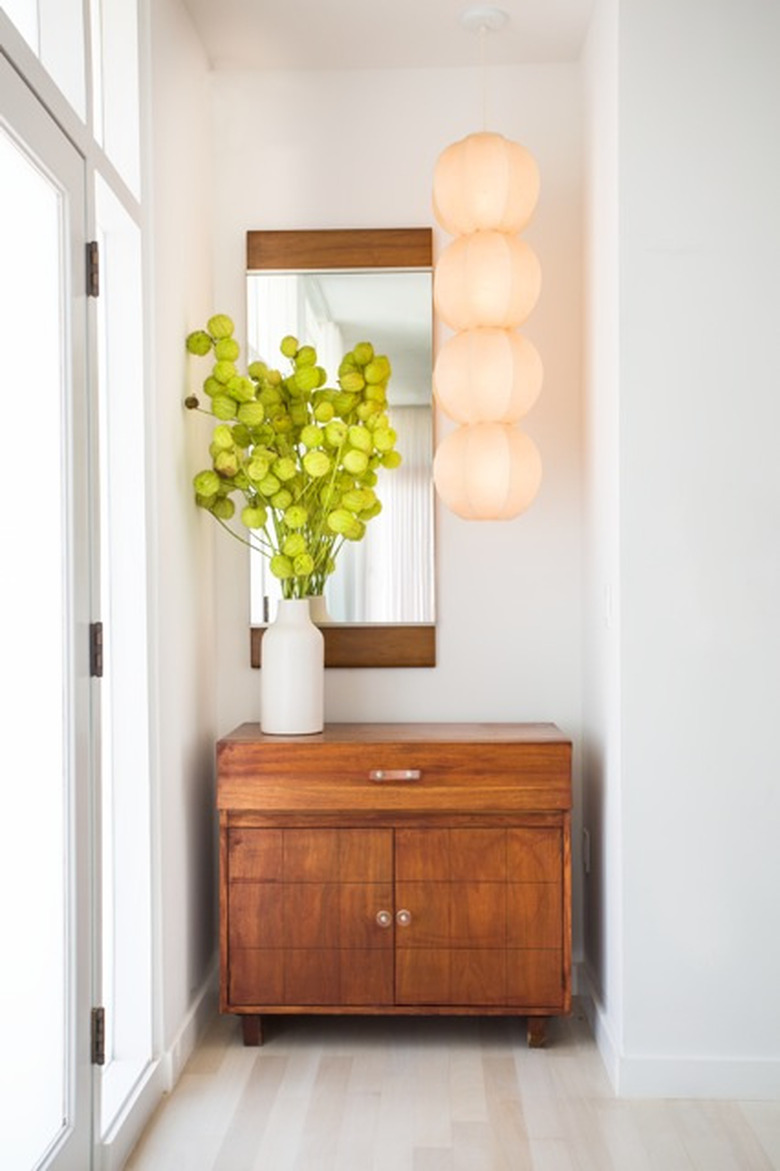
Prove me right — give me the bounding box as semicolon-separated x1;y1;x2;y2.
0;51;94;1171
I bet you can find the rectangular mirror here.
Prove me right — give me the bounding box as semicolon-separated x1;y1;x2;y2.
247;228;435;668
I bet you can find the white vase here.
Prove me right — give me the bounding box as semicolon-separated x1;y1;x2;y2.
260;598;324;735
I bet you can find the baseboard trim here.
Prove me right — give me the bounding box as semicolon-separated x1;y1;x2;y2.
578;963;780;1100
578;962;620;1092
95;956;219;1171
161;954;220;1091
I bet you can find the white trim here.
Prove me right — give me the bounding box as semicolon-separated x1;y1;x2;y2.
579;963;780;1100
94;957;218;1171
579;962;620;1092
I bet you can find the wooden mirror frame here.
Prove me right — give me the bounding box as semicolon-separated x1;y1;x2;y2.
247;227;436;669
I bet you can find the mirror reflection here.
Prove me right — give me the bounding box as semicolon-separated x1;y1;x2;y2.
247;265;435;625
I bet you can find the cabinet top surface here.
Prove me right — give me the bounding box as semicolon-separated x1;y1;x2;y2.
220;722;570;747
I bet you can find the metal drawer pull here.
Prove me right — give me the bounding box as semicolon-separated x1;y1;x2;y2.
369;769;421;782
375;910;393;928
396;909;412;927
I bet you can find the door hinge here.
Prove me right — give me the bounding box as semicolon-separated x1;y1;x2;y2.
90;621;103;678
87;240;99;297
91;1006;106;1066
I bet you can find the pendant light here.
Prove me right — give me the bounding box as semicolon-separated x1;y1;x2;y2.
432;5;543;520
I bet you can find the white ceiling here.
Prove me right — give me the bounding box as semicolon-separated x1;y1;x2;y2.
180;0;595;72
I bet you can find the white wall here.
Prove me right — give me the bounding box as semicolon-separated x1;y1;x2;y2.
584;0;780;1097
581;0;623;1083
204;62;585;956
148;0;218;1055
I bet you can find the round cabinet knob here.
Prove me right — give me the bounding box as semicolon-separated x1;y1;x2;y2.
375;910;393;928
396;909;412;927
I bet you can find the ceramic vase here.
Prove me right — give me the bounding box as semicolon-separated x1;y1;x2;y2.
260;598;324;734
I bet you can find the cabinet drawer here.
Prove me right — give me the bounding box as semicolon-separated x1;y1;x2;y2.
217;724;572;814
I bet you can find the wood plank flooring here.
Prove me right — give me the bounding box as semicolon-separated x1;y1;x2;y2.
126;1006;780;1170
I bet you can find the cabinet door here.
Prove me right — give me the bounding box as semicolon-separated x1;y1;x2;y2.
395;828;565;1009
227;828;394;1007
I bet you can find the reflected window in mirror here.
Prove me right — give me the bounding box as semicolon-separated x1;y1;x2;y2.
246;230;435;654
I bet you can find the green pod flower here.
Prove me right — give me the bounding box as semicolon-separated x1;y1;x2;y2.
361;469;378;487
343;448;369;476
257;473;281;497
211;394;237;420
382;450;402;469
365;355;391;384
348;424;372;453
211;424;234;451
214;450;239;478
360;500;383;521
215;337;240;362
294;365;320;393
195;492;217;509
314;400;335;423
284;504;308;529
365;384;387;404
270;489;293;510
273;457;298;482
271;412;293;435
373;427;397;453
241;504;268;529
339;371;365;393
202;376;222;398
210;496;235;520
345;518;366;541
193;469;220;497
248;359;268;381
357;401;382;422
353;341;374;366
293;552;315;576
280;335;298;358
324;420;348;448
333;392;357;416
213;360;236;385
300;424;323;449
338;354;358;376
186;330;213;356
233;470;250;491
269;554;294;580
207;313;235;339
289;402;308;427
247;457;270;482
295;344;317;368
326;508;354;535
260;386;282;408
231;424;251;448
303;449;331;478
234;400;264;428
282;532;307;558
227;376;256;403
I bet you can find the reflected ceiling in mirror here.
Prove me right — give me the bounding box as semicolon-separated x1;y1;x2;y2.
246;228;435;665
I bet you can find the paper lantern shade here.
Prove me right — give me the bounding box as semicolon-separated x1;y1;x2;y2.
433;423;542;520
433;231;541;331
433;328;543;424
433;131;540;236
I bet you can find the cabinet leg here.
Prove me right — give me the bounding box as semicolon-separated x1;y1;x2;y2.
241;1014;263;1046
526;1017;547;1048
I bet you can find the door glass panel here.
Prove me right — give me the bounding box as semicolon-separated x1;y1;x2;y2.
0;123;69;1171
91;0;141;195
3;0;86;118
94;176;152;1131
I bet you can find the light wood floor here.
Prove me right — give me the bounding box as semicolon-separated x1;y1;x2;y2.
126;1005;780;1170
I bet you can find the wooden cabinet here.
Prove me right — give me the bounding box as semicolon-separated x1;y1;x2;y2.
217;723;572;1047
